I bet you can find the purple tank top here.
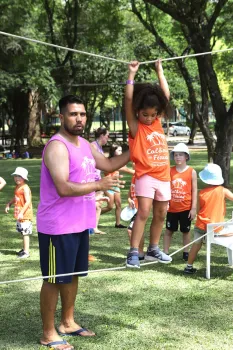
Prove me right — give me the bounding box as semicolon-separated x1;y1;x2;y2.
37;134;96;235
92;140;104;181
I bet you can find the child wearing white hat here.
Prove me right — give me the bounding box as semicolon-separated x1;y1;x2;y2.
184;163;233;274
5;167;33;258
164;143;197;261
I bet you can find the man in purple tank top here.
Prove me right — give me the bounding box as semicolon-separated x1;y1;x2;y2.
37;95;129;350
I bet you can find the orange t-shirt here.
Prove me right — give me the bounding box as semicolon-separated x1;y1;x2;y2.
129;119;170;181
168;166;193;213
130;175;138;209
14;184;33;221
195;186;225;231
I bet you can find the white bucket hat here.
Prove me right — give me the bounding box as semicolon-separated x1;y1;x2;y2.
11;167;29;181
120;206;137;221
199;163;224;185
170;143;190;161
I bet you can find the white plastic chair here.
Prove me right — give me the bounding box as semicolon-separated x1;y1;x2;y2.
206;215;233;279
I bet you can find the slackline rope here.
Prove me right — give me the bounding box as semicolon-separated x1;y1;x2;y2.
0;31;233;64
0;31;129;64
0;219;232;285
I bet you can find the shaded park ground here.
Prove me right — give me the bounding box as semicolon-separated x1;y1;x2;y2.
0;151;233;350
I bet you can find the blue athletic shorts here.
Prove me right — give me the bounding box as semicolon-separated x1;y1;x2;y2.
38;230;89;284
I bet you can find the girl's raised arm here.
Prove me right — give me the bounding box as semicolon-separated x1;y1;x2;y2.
155;60;170;101
125;61;140;138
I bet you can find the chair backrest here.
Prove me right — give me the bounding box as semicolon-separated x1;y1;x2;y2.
207;214;233;247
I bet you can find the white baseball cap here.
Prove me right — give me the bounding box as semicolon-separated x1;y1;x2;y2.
199;163;224;185
11;167;29;181
120;206;137;221
170;143;190;161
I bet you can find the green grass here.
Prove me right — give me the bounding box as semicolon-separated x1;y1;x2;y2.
1;153;233;349
91;121;123;132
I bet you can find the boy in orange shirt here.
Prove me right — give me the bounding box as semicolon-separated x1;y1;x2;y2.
5;167;33;258
163;143;197;261
184;163;233;274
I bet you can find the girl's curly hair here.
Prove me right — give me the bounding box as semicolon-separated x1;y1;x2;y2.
132;83;172;119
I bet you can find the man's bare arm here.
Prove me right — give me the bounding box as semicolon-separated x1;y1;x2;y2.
44;141;124;197
91;146;130;173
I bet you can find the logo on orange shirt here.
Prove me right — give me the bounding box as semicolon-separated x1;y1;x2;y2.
146;131;168;166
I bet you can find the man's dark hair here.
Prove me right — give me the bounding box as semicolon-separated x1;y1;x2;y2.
59;95;84;114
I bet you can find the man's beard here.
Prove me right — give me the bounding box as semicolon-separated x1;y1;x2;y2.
64;123;84;136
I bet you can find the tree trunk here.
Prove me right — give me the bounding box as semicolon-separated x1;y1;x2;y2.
28;90;43;147
187;118;197;145
213;117;233;186
11;89;29;151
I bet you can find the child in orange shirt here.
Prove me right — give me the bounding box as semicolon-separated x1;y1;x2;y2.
125;59;172;268
102;144;134;228
163;143;197;261
5;167;33;258
184;163;233;274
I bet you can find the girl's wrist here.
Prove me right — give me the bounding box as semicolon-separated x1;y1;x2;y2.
126;80;134;85
128;72;136;79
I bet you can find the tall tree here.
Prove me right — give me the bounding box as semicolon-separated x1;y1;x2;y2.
139;0;233;185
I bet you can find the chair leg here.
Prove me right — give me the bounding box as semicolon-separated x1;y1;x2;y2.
206;242;211;279
227;248;233;265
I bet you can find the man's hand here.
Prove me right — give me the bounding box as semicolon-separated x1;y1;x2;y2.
5;205;10;214
98;175;125;192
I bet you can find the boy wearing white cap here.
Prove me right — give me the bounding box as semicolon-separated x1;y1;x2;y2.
184;163;233;274
5;167;33;258
164;143;197;261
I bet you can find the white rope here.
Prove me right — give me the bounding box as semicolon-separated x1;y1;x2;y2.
0;31;129;64
1;219;232;285
0;265;126;285
1;30;233;66
139;47;233;65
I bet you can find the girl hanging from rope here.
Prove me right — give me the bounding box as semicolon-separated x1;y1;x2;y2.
125;60;172;268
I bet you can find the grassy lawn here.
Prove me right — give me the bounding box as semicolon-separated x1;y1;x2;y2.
0;152;233;350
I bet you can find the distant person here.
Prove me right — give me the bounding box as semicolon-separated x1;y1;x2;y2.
125;59;172;268
184;163;233;274
5;167;33;258
91;127;109;234
37;95;129;349
0;176;6;191
102;144;134;229
163;143;197;261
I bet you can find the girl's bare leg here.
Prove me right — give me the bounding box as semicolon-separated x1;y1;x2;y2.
130;197;153;248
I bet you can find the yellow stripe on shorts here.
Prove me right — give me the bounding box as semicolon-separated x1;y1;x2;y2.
49;239;56;283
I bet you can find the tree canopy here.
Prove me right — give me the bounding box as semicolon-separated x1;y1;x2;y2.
1;0;233;182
